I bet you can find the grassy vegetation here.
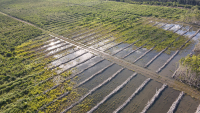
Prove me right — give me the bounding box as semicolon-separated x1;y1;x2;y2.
0;14;42;85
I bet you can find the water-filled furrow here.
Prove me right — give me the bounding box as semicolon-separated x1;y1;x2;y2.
156;29;199;73
163;24;174;30
43;43;69;53
122;44;146;59
83;26;116;45
111;40;139;56
87;72;137;113
132;24;176;64
45;44;73;56
103;33;137;52
158;23;167;28
82;34;102;44
88;26;127;47
49;49;86;68
113;78;151;113
121;27;169;59
42;58;105;95
176;26;191;35
71;27;98;39
195;105;200;113
67;28;87;37
35;39;60;51
45;38;57;43
57;54;95;75
144;47;168;68
74;32;98;42
167;91;184;113
156;50;179;73
74;63;115;88
88;35;112;47
99;22;151;52
173;25;183;33
141;84;167;113
103;42;124;52
153;22;160;26
45;45;74;58
184;28;197;37
146;87;180;113
50;51;88;70
181;27;193;36
95;36;121;49
47;48;80;64
166;24;175;30
169;25;182;32
133;47;155;64
175;95;200;113
91;36;115;49
60;68;124;113
144;26;184;68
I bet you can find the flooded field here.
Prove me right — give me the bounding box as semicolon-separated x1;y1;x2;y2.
31;20;200;112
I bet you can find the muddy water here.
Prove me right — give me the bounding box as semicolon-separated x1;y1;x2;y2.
57;53;94;73
94;74;147;113
78;64;122;92
86;35;110;46
135;50;158;67
124;48;148;63
75;60;112;86
45;42;66;51
98;42;117;51
90;36;115;48
46;44;72;56
114;45;137;58
184;27;197;37
41;40;61;48
146;50;175;72
42;21;200;112
159;42;195;77
75;32;96;41
156;23;165;28
79;69;135;111
176;26;190;35
73;57;104;73
52;47;78;59
105;43;130;55
175;95;200;113
169;24;182;32
50;49;86;67
80;34;101;43
162;24;174;30
147;87;180;113
121;80;162;113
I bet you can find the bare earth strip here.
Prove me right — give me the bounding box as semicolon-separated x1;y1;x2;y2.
1;11;200;100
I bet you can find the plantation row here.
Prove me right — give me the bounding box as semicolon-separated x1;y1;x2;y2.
1;30;198;112
1;0;200;36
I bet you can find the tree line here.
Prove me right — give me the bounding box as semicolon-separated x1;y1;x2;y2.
111;0;200;9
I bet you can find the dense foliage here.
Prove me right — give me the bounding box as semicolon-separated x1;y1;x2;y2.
180;54;200;76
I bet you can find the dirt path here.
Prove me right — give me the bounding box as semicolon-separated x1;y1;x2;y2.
1;11;200;100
